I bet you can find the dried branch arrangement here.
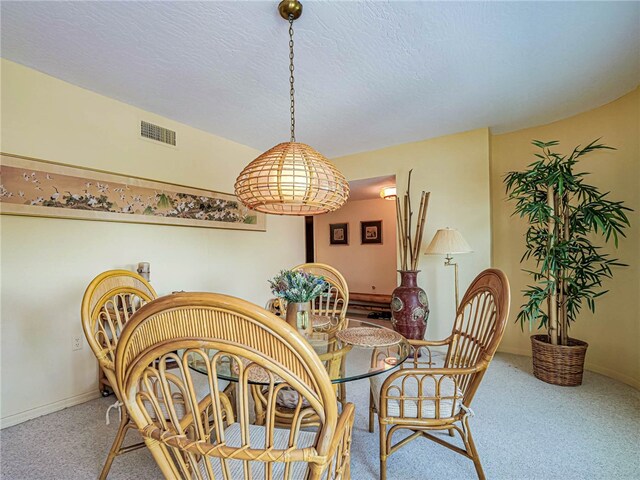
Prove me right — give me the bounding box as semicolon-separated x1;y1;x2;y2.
395;170;431;271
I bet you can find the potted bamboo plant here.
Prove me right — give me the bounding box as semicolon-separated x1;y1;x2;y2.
504;140;631;386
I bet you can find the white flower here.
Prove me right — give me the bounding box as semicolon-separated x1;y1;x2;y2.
87;198;98;207
96;183;109;193
31;197;44;205
195;211;205;219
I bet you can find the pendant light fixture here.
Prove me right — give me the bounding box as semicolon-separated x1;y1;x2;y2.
380;186;397;200
234;0;349;215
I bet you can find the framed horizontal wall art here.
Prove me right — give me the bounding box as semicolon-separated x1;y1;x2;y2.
361;220;383;244
0;153;266;231
329;222;349;245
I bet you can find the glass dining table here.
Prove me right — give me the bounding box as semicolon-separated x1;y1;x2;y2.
185;318;411;385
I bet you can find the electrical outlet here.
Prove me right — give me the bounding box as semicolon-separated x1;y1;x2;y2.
72;335;83;351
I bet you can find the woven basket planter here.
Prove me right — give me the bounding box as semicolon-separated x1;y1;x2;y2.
531;335;589;386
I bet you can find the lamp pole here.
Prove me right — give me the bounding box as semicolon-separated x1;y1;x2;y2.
425;228;472;313
444;253;460;310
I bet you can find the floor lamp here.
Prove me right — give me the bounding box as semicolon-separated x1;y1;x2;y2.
424;228;472;309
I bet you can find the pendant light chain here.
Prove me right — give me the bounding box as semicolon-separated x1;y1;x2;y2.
288;15;296;142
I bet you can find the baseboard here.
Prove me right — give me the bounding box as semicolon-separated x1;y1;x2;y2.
1;390;101;429
497;346;640;390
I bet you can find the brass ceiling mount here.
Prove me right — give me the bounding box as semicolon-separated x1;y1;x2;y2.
278;0;302;20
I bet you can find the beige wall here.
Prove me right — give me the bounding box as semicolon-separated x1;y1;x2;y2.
333;129;492;341
0;59;305;427
491;87;640;388
1;55;636;430
315;198;397;295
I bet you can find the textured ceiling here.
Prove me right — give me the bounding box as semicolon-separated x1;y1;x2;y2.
1;1;639;158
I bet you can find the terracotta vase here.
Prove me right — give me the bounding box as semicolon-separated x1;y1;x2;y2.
391;270;429;340
286;301;312;336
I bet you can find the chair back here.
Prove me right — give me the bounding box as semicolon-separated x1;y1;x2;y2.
293;263;349;328
81;269;157;396
115;292;341;480
444;269;510;404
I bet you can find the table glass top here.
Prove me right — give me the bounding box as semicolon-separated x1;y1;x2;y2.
184;318;410;385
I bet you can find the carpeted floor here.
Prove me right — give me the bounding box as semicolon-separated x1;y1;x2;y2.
1;353;639;479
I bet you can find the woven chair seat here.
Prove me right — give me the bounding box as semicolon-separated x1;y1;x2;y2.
370;371;462;419
198;423;316;479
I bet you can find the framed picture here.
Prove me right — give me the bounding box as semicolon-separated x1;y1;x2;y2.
361;220;383;244
329;223;349;245
0;153;266;231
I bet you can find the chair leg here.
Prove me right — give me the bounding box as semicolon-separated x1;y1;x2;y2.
462;417;485;480
99;411;131;480
338;382;347;409
368;389;375;433
379;421;388;480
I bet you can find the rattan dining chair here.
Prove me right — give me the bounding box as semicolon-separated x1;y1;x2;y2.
81;269;158;479
292;263;349;331
293;263;350;409
115;292;356;480
369;269;510;480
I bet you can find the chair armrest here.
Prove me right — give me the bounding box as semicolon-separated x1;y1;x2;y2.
407;335;453;347
324;403;355;478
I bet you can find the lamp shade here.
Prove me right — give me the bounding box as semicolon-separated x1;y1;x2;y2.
234;142;349;215
424;228;472;255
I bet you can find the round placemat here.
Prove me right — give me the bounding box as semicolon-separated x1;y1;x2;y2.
311;314;331;329
335;327;402;347
231;359;283;383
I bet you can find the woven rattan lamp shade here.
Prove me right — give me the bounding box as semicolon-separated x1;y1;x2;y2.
234;142;350;215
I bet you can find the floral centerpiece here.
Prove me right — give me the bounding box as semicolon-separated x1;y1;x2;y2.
269;270;329;333
269;270;329;303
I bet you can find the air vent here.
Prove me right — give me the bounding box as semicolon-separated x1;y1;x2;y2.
141;120;176;146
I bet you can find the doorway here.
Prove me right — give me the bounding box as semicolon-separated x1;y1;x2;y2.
312;175;397;316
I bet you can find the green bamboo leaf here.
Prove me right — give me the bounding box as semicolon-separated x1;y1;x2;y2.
504;138;631;331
